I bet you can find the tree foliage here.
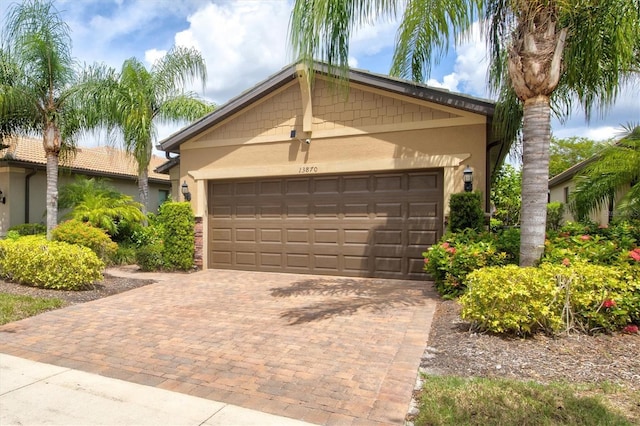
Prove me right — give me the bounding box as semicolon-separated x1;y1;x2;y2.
491;164;521;227
59;176;144;236
0;0;87;238
78;49;214;215
571;125;640;222
549;136;608;178
290;0;640;266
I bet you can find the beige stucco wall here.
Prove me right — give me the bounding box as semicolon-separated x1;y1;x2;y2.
0;166;170;236
180;78;487;214
173;76;489;269
549;180;628;225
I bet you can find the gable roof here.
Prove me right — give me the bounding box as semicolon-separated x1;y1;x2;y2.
157;62;497;154
0;136;170;183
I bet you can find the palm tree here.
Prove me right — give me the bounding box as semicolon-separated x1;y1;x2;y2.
290;0;640;266
570;125;640;223
0;0;87;239
84;49;214;216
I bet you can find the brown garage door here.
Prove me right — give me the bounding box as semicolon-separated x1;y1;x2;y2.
208;169;443;280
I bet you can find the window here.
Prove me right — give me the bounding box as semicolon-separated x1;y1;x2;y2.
159;189;170;204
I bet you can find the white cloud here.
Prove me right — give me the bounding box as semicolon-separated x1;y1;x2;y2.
174;1;291;104
426;23;488;97
144;49;167;67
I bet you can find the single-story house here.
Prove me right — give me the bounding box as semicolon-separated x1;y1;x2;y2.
549;156;628;225
157;63;506;280
0;136;171;235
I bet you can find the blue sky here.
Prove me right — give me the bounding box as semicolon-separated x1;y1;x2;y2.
2;0;638;146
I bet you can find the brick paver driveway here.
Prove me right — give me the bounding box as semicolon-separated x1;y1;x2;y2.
0;270;438;425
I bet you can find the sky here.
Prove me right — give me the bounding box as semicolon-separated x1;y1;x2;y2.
1;0;638;150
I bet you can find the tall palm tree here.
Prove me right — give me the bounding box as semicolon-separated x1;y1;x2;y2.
0;0;88;239
571;125;640;222
290;0;640;266
84;49;214;215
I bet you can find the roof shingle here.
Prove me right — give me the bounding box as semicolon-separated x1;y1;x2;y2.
1;136;169;182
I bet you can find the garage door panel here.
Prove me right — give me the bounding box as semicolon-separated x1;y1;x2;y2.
374;174;403;191
374;203;403;217
286;229;310;243
315;255;340;270
260;253;282;267
236;181;256;196
408;173;438;190
261;229;282;242
344;256;368;272
236;205;257;217
209;169;443;279
314;177;340;193
408;230;439;246
343;176;370;193
409;202;438;217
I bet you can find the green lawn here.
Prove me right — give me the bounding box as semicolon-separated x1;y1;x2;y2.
414;375;639;425
0;293;65;325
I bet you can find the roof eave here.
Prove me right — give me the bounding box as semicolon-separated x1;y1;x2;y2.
157;62;496;153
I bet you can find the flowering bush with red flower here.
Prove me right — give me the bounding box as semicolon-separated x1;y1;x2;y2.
602;299;616;308
630;248;640;262
423;230;511;298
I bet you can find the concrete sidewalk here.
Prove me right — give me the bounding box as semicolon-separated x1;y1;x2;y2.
0;353;316;426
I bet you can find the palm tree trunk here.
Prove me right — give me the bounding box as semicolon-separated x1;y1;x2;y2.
138;167;149;217
45;152;59;239
519;95;551;266
43;124;61;240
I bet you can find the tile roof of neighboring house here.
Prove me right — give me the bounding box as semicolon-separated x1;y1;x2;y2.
0;136;169;183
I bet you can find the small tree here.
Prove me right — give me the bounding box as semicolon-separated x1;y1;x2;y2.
491;164;521;228
157;202;195;271
449;192;484;233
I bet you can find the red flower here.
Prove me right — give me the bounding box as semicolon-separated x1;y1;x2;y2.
441;242;450;249
424;258;429;264
603;299;616;309
446;247;456;254
630;249;640;262
562;258;571;267
580;235;591;241
623;325;639;334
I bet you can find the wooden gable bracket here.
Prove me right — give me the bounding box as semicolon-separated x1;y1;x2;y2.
295;64;313;134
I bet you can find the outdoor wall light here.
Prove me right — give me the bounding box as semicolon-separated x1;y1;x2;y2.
0;190;5;204
181;181;191;202
463;165;473;192
290;129;311;145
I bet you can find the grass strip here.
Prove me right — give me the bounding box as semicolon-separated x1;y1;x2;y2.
0;292;65;325
415;375;639;425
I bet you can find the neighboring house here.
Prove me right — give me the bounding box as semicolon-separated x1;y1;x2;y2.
157;63;507;280
0;136;171;235
548;157;628;225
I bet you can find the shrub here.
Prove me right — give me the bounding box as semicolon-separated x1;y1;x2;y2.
546;201;564;231
136;243;164;271
449;192;484;233
542;233;625;266
113;243;137;265
52;220;118;264
7;223;46;236
0;236;104;290
158;202;194;271
494;227;520;264
461;262;640;335
423;230;508;298
461;265;563;335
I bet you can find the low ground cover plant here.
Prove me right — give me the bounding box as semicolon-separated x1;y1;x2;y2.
0;236;104;290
